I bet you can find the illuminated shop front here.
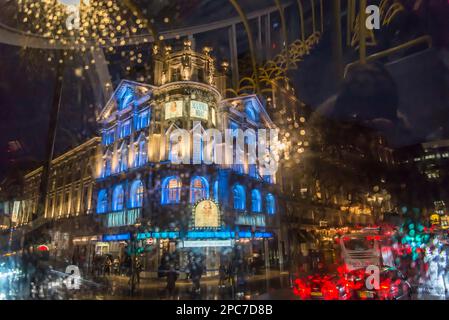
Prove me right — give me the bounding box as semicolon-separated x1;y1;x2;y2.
135;228;275;276
97;233;131;263
72;235;100;270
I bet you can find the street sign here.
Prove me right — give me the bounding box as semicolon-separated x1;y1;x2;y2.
146;238;154;245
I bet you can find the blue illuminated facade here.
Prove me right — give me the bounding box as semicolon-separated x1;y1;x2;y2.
92;44;281;273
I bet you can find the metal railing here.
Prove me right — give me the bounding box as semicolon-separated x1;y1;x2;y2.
344;35;433;78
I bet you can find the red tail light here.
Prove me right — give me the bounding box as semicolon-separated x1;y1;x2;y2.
379;279;392;299
380;282;390;290
293;279;311;299
321;280;339;300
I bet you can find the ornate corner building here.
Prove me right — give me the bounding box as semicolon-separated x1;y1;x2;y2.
17;42;283;274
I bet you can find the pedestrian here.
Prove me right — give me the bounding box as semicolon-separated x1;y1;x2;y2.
113;257;120;275
125;254;132;277
227;259;235;287
135;258;142;284
288;251;299;287
437;248;447;296
296;251;304;275
185;256;192;280
311;250;318;271
191;256;204;293
442;248;449;296
166;264;178;297
92;255;99;277
218;263;227;288
105;256;113;275
236;259;247;293
303;250;310;274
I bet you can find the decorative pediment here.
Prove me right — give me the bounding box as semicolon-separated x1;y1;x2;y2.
224;95;275;129
97;80;155;122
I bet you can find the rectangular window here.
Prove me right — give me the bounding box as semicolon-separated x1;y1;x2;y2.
48;198;54;218
65;192;70;215
83;186;90;213
56;194;62;217
103;129;115;145
72;187;79;215
119;120;131;138
135;110;150;130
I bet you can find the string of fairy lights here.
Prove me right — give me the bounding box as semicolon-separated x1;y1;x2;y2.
17;0;147;47
13;0;158;79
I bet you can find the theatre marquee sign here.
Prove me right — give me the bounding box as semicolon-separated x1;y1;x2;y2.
190;100;209;120
165;100;184;120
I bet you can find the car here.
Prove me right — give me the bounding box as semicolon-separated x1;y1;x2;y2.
293;264;352;300
293;273;353;300
346;266;413;300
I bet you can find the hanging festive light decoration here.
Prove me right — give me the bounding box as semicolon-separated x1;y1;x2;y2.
14;0;151;72
17;0;147;46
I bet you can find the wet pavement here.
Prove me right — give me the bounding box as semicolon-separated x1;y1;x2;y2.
3;262;449;300
77;270;292;300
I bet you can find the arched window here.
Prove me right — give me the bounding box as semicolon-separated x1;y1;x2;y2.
112;185;124;211
118;144;128;172
129;180;144;208
266;193;276;215
161;176;182;204
213;180;219;203
190;176;209;203
233;184;246;210
96;189;108;214
251;189;262;213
